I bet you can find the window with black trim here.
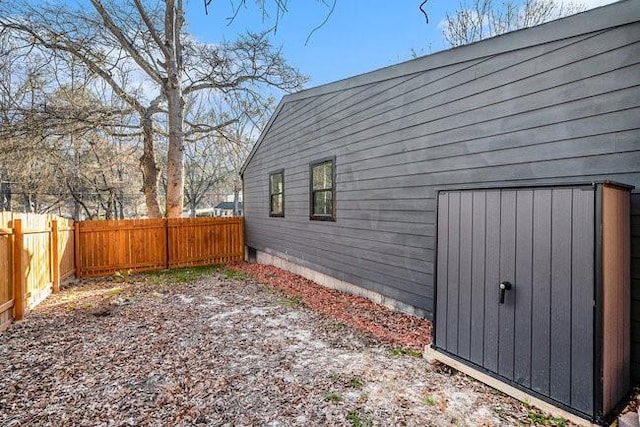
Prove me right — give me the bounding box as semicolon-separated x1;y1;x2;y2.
269;170;284;217
310;157;335;221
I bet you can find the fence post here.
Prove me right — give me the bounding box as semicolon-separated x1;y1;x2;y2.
240;218;245;261
164;218;170;269
74;221;81;278
12;219;24;321
51;220;60;293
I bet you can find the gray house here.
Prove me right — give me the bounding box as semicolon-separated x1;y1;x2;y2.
241;0;639;422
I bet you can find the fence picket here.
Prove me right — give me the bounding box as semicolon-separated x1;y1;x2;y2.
74;217;244;277
51;220;60;293
58;218;75;281
12;219;24;321
0;221;13;331
1;214;242;330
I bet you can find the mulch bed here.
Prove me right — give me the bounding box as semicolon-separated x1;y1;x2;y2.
229;262;432;352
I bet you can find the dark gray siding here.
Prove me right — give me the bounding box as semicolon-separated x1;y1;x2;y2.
242;8;640;376
435;187;595;414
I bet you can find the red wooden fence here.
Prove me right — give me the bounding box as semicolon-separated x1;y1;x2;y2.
75;217;244;277
167;217;244;268
0;220;14;331
0;212;75;330
1;214;244;330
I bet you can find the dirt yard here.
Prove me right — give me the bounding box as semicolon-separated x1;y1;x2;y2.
0;264;570;426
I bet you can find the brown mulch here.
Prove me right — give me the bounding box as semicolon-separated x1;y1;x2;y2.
229;262;431;352
0;264;571;426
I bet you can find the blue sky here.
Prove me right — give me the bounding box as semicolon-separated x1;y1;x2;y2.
186;0;618;88
186;1;443;87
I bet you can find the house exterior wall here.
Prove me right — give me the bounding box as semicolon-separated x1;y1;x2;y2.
242;2;640;377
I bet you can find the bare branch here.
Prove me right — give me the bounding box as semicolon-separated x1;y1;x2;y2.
305;0;336;46
442;0;585;47
419;0;430;24
0;19;145;112
90;0;163;84
133;0;170;58
184;117;238;138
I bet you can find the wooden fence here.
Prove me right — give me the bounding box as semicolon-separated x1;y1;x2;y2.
75;217;244;277
1;214;244;330
0;212;75;330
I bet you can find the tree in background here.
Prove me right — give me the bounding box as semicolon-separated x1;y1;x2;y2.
0;33;145;218
181;95;227;218
220;95;274;217
0;0;306;218
442;0;584;47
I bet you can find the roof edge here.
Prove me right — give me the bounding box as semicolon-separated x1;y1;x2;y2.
239;98;288;175
241;0;639;173
286;0;638;102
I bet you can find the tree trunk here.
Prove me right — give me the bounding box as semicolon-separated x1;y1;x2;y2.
163;0;185;219
164;80;184;218
22;193;33;213
139;111;162;218
118;197;124;219
233;186;240;216
73;199;81;221
0;181;11;211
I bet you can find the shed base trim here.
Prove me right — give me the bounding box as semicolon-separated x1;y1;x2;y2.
252;248;429;319
423;346;596;427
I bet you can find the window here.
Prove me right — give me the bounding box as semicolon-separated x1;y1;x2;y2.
310;157;335;221
269;170;284;217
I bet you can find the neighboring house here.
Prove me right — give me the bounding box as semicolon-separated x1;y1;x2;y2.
241;1;639;422
214;201;243;217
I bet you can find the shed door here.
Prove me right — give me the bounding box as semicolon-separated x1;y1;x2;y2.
435;187;594;415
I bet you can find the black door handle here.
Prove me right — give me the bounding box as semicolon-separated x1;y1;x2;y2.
499;281;512;304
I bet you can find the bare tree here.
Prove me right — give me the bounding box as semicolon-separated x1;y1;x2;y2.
180;94;229;217
442;0;584;47
183;136;226;217
218;95;274;216
0;0;306;218
0;42;58;213
0;35;145;218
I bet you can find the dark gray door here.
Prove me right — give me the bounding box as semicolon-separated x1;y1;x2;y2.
435;186;595;415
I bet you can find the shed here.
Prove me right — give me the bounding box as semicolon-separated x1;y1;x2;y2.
434;182;631;422
241;0;639;421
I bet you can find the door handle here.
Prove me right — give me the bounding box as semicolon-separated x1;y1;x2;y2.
499;281;512;304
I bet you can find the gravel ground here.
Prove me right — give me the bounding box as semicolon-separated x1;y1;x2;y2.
0;266;569;426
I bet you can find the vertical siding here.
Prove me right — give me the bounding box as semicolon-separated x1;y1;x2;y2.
458;192;473;360
549;189;573;405
483;191;501;373
435;193;449;348
243;19;640;375
531;190;552;395
435;187;595;413
498;191;516;380
571;189;595;414
469;191;486;367
514;190;534;389
446;192;460;352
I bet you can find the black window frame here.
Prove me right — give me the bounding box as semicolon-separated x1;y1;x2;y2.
309;157;336;221
269;169;285;217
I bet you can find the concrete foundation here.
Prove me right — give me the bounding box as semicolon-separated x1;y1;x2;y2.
253;247;430;320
